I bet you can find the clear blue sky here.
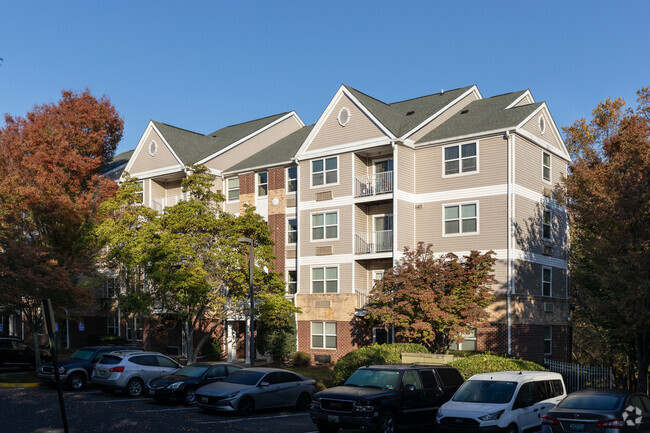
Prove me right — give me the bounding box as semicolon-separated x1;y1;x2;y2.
1;1;648;155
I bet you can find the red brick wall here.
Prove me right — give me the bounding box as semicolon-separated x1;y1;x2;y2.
268;213;285;275
269;167;285;190
477;322;570;363
239;172;254;195
297;319;371;364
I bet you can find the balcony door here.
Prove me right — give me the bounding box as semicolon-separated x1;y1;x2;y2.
373;214;393;253
373;159;393;195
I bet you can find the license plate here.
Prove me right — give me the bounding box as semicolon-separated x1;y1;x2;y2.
201;397;208;403
568;423;585;432
327;415;339;423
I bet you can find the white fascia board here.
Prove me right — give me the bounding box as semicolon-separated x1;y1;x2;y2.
222;160;292;177
415;128;510;148
402;86;480;139
124;121;185;174
102;163;128;178
124;165;186;180
505;90;535;109
297;136;392;161
196;111;302;165
295;85;394;159
515;129;570;161
515;103;569;159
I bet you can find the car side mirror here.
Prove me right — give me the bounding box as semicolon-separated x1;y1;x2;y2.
259;381;270;387
339;380;346;386
404;384;416;392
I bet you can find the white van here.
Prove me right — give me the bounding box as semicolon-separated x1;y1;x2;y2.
435;371;566;433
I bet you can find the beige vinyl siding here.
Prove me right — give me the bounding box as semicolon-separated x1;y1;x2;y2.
151;180;165;204
130;127;182;175
514;196;568;260
409;91;479;142
415;194;507;251
355;259;394;292
514;135;567;193
166;179;182;197
490;259;508;295
223;202;239;214
520;109;563;151
354;153;367;176
355;204;368;234
300;152;354;202
306;94;388;152
513;94;534;107
397;145;414;193
204;117;302;171
298;262;353;295
396;199;414;252
354;261;367;292
299;205;353;257
515;261;567;298
414;135;507;194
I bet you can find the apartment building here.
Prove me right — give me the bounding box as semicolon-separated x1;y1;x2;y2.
105;83;570;364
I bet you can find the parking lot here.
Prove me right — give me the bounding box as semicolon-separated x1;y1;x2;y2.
0;386;322;433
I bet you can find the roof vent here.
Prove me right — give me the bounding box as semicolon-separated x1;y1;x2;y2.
406;111;415;116
460;109;469;114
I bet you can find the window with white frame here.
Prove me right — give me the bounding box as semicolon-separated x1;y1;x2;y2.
542;267;552;297
372;270;385;284
257;172;268;196
107;317;118;335
135;181;144;204
286;270;297;294
444;203;478;235
287;166;297;193
227;178;240;201
543;152;551;182
543;209;552;240
103;277;119;298
449;328;477;351
312;211;337;240
544;326;552;355
287;218;297;244
312;157;338;186
312;321;337;349
444;142;477;175
312;267;338;293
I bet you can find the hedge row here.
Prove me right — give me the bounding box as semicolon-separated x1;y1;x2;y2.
449;353;547;379
333;343;429;382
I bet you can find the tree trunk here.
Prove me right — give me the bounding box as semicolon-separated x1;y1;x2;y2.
183;321;196;365
32;330;42;372
636;327;649;393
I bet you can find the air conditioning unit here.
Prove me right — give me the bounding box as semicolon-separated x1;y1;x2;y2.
543;187;553;198
544;302;555;313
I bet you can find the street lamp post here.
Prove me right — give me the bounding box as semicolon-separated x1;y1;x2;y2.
238;237;255;367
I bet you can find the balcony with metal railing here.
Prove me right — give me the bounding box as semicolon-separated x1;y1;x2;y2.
151;195;185;212
355;230;393;256
354;171;393;200
356;288;370;310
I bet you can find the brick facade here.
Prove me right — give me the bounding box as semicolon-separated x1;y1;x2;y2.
239;172;254;195
477;322;570;363
297;319;371;364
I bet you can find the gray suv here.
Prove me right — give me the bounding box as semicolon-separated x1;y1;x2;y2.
90;351;181;397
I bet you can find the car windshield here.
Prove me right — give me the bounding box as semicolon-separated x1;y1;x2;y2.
558;394;621;410
70;349;95;361
344;369;401;390
223;370;265;385
174;365;210;378
453;380;518;404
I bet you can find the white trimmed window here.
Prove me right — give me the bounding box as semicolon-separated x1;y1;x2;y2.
135;181;144;204
312;211;338;240
449;328;477;351
227;178;240;201
542;267;552;297
312;157;338;186
312;321;337;349
287;218;297;244
543;152;551;182
107;317;118;336
103;277;119;298
444;142;477;176
444;203;478;235
543;209;552;240
257;172;268;196
544;326;552;355
286;270;297;294
287;166;297;193
312;267;338;293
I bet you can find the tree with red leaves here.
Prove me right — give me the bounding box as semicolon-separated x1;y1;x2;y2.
0;89;123;367
365;242;496;353
561;88;650;392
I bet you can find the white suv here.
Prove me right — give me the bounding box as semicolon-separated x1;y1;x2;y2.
436;371;566;433
90;351;181;397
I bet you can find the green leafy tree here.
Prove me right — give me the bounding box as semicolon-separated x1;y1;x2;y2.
365;242;496;353
561;88;650;392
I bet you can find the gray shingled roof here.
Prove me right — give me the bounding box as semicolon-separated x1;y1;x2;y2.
224;125;314;174
416;91;541;143
344;85;476;137
101;149;134;175
152;112;290;165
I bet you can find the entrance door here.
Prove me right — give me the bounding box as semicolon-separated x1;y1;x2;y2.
374;214;393;252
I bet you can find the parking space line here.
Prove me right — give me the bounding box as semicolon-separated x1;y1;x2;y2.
82;398;136;403
138;407;198;413
198;413;310;424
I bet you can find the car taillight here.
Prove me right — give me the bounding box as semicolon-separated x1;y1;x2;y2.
596;419;624;428
109;366;125;373
541;415;559;425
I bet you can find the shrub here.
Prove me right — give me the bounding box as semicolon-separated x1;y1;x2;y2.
290;351;311;367
449;353;547;379
199;337;222;361
333;343;429;383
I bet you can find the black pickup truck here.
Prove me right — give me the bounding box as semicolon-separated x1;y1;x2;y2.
310;364;464;433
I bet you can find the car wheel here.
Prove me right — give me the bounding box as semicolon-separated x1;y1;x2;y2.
505;424;518;433
100;387;116;394
183;388;197;406
126;378;144;398
68;373;86;391
237;396;255;416
376;411;396;433
296;392;312;411
317;423;339;433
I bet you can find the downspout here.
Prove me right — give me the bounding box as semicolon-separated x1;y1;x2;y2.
506;130;513;355
291;157;300;353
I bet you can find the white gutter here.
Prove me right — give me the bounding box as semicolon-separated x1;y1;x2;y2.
506;130;513;355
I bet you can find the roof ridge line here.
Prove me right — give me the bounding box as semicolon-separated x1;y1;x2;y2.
343;85;392;108
212;111;292;133
388;85;475;105
152;120;206;137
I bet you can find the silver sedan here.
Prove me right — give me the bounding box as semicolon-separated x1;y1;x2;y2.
195;367;317;415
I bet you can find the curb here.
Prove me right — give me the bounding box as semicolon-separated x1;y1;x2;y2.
0;382;40;388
